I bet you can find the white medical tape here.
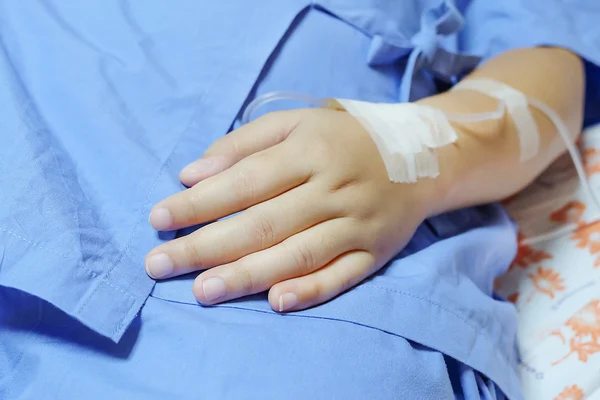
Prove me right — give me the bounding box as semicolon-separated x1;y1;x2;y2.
335;99;458;183
452;79;540;162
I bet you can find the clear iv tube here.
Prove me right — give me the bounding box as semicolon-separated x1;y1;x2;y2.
243;90;506;124
242;90;600;218
242;91;327;125
527;97;600;213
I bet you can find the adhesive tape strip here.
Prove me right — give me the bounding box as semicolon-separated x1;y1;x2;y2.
452;79;540;162
335;99;458;183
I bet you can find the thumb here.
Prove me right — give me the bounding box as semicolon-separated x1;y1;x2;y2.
179;110;301;187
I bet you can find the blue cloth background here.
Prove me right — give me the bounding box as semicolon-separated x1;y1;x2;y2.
1;1;599;399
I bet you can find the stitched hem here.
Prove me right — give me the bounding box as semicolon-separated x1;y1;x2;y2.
0;227;149;342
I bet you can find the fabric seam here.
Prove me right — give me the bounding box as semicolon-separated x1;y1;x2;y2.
149;281;515;365
0;228;134;299
0;227;135;302
363;283;514;364
0;227;71;259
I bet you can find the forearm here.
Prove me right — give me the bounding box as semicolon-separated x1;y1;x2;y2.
418;47;585;216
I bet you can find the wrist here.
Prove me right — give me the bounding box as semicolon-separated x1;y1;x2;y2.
414;90;509;215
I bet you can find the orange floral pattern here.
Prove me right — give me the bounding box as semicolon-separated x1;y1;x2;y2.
553;300;600;366
550;201;586;225
511;238;553;269
507;293;519;304
527;267;566;301
554;384;584;400
551;329;566;345
572;222;600;255
583;147;600;176
566;300;600;339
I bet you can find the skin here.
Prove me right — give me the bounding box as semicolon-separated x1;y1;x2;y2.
144;47;584;313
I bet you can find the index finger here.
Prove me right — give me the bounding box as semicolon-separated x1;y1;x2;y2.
149;143;310;231
179;110;302;187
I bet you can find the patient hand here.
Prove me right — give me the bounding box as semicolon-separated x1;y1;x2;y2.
145;109;437;312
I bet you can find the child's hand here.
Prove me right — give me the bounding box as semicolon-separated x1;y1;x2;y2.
145;109;437;312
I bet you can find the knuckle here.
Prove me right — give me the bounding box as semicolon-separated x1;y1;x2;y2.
287;242;317;275
187;191;205;221
182;239;205;268
308;278;324;300
231;264;255;293
246;211;276;249
232;167;257;203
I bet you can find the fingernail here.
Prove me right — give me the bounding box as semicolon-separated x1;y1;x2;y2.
180;159;214;181
149;207;172;230
202;277;227;301
145;253;174;279
278;293;298;312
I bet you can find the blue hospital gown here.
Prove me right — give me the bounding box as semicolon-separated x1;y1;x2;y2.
1;1;599;399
